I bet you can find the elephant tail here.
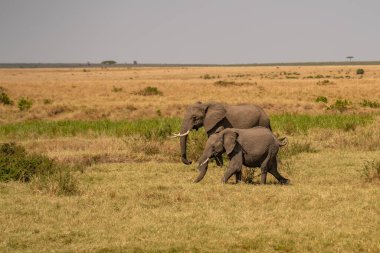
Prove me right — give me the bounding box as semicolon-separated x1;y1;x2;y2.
278;137;288;147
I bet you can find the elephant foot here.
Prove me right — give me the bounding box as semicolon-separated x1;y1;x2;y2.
181;157;192;165
280;179;290;185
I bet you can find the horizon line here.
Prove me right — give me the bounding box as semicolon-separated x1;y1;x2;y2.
1;60;380;68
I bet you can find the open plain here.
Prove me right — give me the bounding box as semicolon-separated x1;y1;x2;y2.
0;65;379;252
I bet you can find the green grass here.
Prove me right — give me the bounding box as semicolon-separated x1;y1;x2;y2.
0;114;374;139
0;118;182;140
270;113;373;134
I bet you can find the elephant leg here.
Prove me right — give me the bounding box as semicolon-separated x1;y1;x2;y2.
222;168;237;183
215;154;223;167
221;150;242;183
260;152;272;185
235;170;242;183
260;171;267;184
269;158;289;184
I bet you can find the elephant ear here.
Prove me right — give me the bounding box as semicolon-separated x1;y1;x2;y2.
204;104;227;133
223;130;238;155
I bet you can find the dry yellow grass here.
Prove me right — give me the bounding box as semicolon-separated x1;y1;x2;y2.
1;65;379;123
0;66;380;252
1;150;379;252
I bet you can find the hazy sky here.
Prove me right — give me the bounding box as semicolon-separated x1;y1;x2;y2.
0;0;379;64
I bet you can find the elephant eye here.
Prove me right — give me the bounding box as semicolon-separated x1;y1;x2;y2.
192;116;197;121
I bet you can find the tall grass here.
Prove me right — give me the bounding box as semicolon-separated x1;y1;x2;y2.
0;114;374;139
0;118;182;140
271;113;374;134
0;114;374;140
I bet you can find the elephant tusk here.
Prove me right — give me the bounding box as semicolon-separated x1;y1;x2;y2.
169;130;190;138
199;158;209;167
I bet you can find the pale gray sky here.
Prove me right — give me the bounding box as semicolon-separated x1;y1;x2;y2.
0;0;379;64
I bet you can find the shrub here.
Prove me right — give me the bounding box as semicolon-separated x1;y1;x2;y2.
317;80;334;86
133;86;163;96
361;160;380;183
18;97;33;111
213;80;253;86
242;168;257;184
43;98;53;105
200;74;216;79
214;80;237;86
126;105;137;111
356;68;365;75
328;99;352;112
112;86;123;92
0;142;80;195
0;87;13;105
315;96;328;103
360;99;380;108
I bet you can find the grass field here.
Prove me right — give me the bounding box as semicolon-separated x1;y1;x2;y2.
0;66;379;252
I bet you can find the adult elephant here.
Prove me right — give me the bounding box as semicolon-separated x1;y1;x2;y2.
172;102;272;165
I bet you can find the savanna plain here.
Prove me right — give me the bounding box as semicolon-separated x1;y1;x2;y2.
0;65;379;252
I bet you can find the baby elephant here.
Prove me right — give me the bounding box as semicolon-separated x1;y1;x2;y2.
194;126;289;184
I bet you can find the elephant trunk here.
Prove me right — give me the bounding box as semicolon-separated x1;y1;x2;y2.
180;122;192;165
194;154;209;183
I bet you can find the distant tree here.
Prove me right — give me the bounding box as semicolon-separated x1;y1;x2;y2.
101;60;117;65
133;60;138;65
346;56;354;62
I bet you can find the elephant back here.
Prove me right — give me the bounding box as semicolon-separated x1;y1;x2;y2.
225;104;270;129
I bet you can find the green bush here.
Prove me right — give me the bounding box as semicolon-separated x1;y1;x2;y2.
0;87;13;105
0;142;79;195
133;86;163;96
356;68;365;75
360;99;380;108
18;97;33;111
328;99;352;112
315;96;328;103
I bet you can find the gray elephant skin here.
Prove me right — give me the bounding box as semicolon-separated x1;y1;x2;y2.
194;126;289;184
176;102;272;165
